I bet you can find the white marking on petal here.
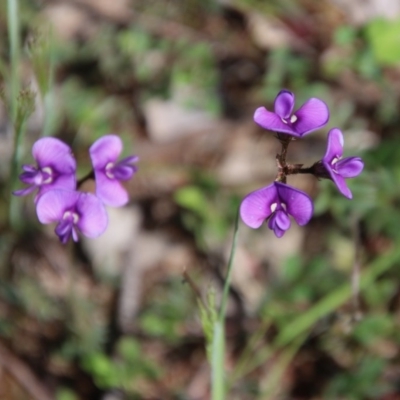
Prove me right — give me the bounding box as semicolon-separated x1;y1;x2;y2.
105;162;115;179
290;115;297;123
331;157;342;174
281;118;288;124
63;211;79;224
41;166;54;184
42;167;52;174
270;203;277;212
339;133;344;147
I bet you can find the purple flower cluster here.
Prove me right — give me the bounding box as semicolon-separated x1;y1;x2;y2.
241;90;364;238
14;135;138;244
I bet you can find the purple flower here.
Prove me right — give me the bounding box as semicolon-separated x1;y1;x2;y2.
13;137;76;200
321;128;364;199
240;182;313;238
36;190;108;244
89;135;138;207
254;90;329;137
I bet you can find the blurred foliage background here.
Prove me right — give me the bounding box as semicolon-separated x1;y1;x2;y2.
1;0;400;399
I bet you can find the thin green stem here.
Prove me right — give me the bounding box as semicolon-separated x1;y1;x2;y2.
7;0;20;123
211;320;225;400
9;111;28;228
211;209;240;400
7;0;22;229
219;210;240;321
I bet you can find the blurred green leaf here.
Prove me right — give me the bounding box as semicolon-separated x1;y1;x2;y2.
334;25;357;46
175;185;209;217
365;18;400;66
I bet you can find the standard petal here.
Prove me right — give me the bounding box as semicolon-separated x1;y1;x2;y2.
274;90;295;119
276;182;313;226
36;190;80;224
293;98;329;136
336;157;364;178
33;137;76;174
37;173;77;197
94;170;129;207
254;107;300;137
240;183;278;229
53;173;77;191
76;193;108;238
329;170;352;199
90;135;122;170
323;128;344;162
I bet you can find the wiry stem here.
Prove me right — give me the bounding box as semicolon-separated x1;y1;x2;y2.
7;0;19;124
275;134;294;183
212;210;240;400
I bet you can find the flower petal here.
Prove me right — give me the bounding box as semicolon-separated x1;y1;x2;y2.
112;165;137;181
94;170;129;207
336;157;364;178
33;137;76;174
240;183;278;229
293;98;329;136
90;135;123;170
254;107;301;136
267;214;287;238
37;173;77;198
323;128;344;162
36;190;80;224
274;90;295;119
13;186;36;197
275;209;291;230
326;167;352;199
275;182;313;226
76;193;108;238
120;155;139;164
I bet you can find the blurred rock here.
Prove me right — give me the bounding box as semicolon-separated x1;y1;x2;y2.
343;128;380;151
43;3;96;40
331;0;400;25
216;122;276;185
247;11;315;54
83;205;143;277
83;205;173;332
230;244;265;313
117;231;171;332
247;13;293;50
144;97;217;143
75;0;132;21
241;222;305;278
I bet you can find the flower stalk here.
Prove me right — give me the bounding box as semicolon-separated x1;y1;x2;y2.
211;210;240;400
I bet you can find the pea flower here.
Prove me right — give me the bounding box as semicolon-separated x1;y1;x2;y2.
254;90;329;137
13;137;76;200
240;182;313;238
36;190;108;244
319;128;364;199
89;135;138;207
